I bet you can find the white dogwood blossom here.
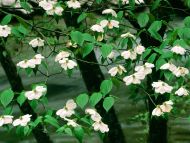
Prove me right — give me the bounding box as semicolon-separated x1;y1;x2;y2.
13;114;32;127
173;67;189;77
152;106;163;116
108;65;126;76
0;115;13;126
171;45;186;55
121;32;135;39
135;63;154;75
67;0;81;9
134;45;145;55
90;24;104;33
56;99;77;118
160;100;173;113
29;38;44;47
25;85;47;100
152;100;173;116
0;25;11;37
17;54;44;69
121;50;137;60
92;121;109;133
152;80;173;94
59;58;77;70
39;0;64;15
107;51;115;59
55;51;71;62
160;63;177;71
175;87;189;96
64;118;79;127
123;72;145;85
100;20;119;29
102;9;117;17
1;0;15;6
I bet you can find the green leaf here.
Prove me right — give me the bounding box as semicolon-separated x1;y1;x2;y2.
151;0;161;10
1;14;12;25
100;80;113;96
65;128;73;136
20;2;32;12
147;53;157;63
77;12;87;23
89;92;103;107
148;21;162;41
137;12;149;27
82;43;94;58
184;16;190;28
17;92;27;106
177;28;190;40
103;96;115;112
101;44;113;58
142;49;151;59
0;89;14;107
70;31;84;46
156;58;166;70
44;115;60;128
74;126;84;143
76;93;89;108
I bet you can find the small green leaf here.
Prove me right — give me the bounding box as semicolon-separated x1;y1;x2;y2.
101;44;113;58
17;92;27;106
1;14;12;25
0;89;14;107
76;93;89;108
148;21;162;41
100;80;113;96
77;12;87;23
74;126;84;143
82;43;94;58
44;115;60;128
89;92;103;107
70;31;84;46
147;53;157;63
103;96;115;112
137;12;149;27
184;16;190;28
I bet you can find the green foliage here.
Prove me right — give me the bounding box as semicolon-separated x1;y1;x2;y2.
44;115;60;128
0;89;14;108
148;21;162;41
82;43;94;58
89;92;103;107
1;14;12;25
17;92;27;106
100;79;113;96
137;13;149;28
103;96;115;112
76;93;89;109
101;44;113;58
77;12;87;23
74;126;84;143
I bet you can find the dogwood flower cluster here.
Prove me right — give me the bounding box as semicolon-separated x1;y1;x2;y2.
175;87;189;96
55;51;77;70
85;108;109;133
152;100;173;116
0;25;11;37
108;65;126;76
171;45;186;55
121;45;145;60
160;63;189;77
29;38;44;48
66;0;81;9
17;54;45;69
0;115;13;126
123;63;154;85
25;85;47;100
13;114;32;127
152;80;173;94
56;99;78;127
39;0;64;16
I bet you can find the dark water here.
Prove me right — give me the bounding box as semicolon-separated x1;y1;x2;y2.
0;70;190;143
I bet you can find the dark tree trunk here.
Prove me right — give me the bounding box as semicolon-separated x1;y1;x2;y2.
0;44;53;143
64;13;126;143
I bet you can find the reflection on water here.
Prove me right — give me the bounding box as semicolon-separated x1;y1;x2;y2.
0;72;190;143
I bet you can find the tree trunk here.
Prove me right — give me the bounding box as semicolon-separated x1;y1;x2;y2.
64;13;126;143
0;44;53;143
